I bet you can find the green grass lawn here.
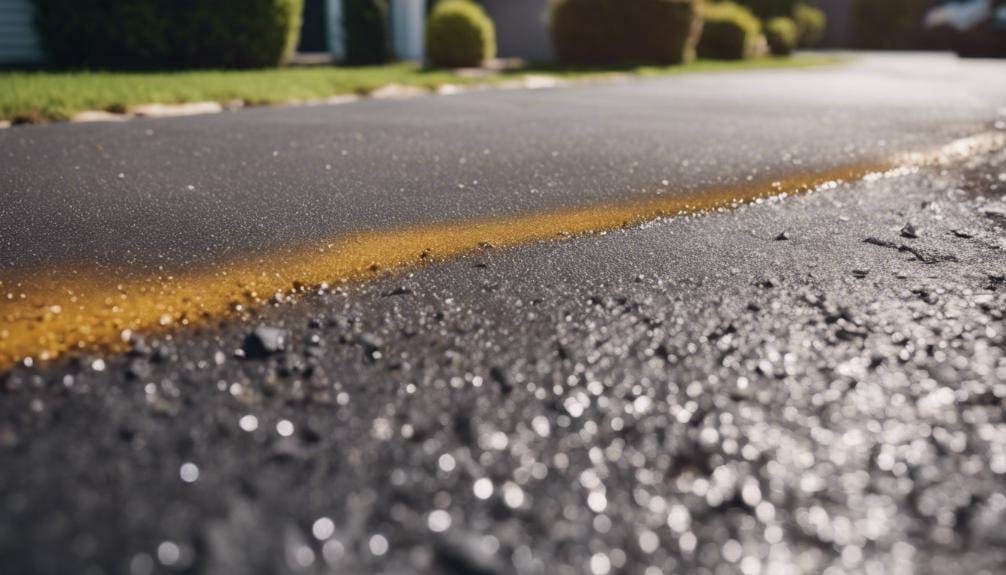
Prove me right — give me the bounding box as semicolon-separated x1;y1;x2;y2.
0;55;847;123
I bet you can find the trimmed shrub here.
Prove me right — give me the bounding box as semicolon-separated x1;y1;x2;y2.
344;0;391;65
794;3;826;48
920;23;961;53
697;2;762;60
720;0;798;20
851;0;929;50
32;0;303;69
765;17;797;55
550;0;703;66
32;0;174;69
176;0;303;68
425;0;496;68
954;23;1006;58
924;20;1006;58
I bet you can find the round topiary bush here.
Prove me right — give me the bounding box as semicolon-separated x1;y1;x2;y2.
551;0;702;66
344;0;391;65
176;0;303;68
794;3;826;48
765;16;797;55
696;1;762;60
32;0;303;69
425;0;496;68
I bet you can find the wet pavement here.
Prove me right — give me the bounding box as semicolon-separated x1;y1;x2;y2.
2;137;1005;574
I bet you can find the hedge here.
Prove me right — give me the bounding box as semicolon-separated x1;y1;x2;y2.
719;0;799;20
551;0;702;66
32;0;172;69
425;0;496;68
851;0;929;50
765;17;798;56
176;0;303;69
794;3;826;48
696;2;762;60
344;0;391;65
32;0;302;69
922;20;1006;58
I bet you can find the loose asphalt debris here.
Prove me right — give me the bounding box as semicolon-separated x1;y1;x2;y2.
1;149;1006;575
862;236;958;265
241;326;289;359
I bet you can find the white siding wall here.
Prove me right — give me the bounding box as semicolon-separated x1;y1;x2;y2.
813;0;852;48
482;0;553;62
326;0;345;59
0;0;43;65
391;0;425;61
325;0;427;62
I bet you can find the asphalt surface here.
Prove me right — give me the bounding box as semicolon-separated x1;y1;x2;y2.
3;118;1006;574
2;54;1006;274
2;54;1006;575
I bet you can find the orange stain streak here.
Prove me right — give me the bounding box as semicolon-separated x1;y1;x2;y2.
2;130;1002;372
0;165;882;371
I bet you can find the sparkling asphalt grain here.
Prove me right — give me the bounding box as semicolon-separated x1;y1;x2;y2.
2;134;1005;575
2;53;1006;575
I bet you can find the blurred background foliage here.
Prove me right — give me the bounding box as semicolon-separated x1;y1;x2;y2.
32;0;303;69
21;0;1006;72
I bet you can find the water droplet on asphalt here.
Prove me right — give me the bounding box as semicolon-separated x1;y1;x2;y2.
368;534;389;556
312;517;335;540
157;542;180;566
276;419;294;437
473;477;493;499
179;462;199;483
239;415;258;432
428;509;452;532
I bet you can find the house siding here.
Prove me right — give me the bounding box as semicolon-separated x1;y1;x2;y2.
482;0;553;62
391;0;425;60
0;0;43;65
813;0;853;48
326;0;345;59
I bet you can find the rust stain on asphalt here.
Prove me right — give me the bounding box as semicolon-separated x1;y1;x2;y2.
1;132;1002;371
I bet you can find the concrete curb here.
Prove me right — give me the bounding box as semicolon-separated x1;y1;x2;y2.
55;75;567;126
